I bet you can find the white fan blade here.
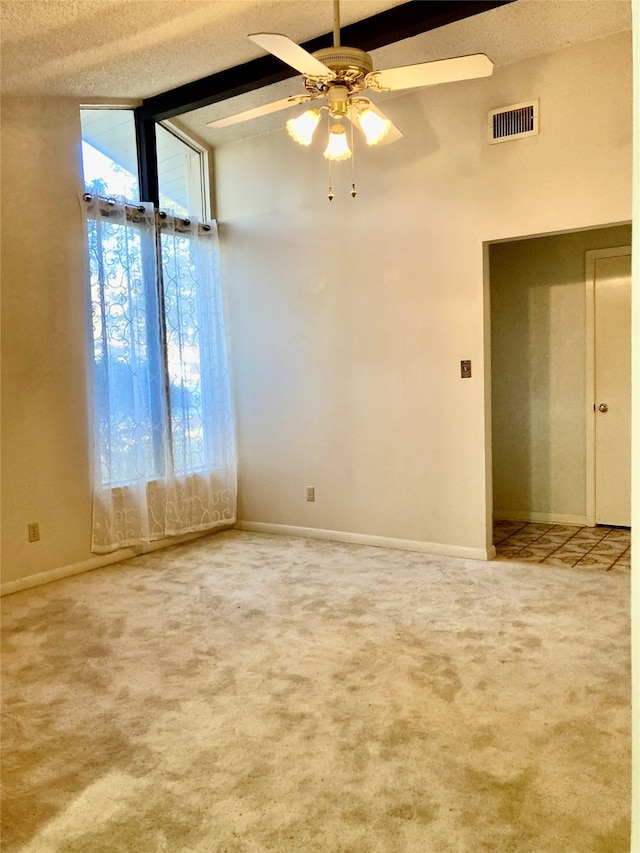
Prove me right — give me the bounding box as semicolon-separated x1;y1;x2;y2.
348;99;403;146
207;95;313;128
366;53;493;92
249;33;335;78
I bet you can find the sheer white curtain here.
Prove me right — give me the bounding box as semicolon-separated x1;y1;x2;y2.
81;193;236;554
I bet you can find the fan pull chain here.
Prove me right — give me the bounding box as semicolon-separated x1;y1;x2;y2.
350;117;357;198
327;113;334;200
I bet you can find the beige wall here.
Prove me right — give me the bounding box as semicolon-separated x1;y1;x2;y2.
491;225;631;523
216;32;632;557
0;30;633;586
1;98;94;584
630;6;639;847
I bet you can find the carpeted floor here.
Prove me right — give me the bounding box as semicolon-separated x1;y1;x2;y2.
1;530;631;852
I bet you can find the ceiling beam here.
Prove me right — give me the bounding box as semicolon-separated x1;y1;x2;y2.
139;0;517;121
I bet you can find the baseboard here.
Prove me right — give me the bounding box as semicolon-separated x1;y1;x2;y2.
3;521;496;597
0;528;229;597
493;509;589;526
235;521;496;561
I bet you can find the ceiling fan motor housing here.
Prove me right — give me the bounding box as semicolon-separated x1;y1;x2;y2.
306;46;373;93
326;84;350;117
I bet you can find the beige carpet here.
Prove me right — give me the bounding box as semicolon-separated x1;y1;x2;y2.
1;530;631;852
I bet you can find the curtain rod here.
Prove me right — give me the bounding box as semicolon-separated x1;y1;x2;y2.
82;192;211;230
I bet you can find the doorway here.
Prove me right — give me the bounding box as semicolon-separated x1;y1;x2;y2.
489;224;632;529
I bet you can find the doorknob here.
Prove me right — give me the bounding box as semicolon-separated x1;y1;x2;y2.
598;403;609;413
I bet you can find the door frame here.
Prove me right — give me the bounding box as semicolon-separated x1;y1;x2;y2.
584;245;631;526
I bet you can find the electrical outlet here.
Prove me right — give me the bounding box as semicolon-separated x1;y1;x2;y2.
27;522;40;542
306;486;315;502
461;360;472;379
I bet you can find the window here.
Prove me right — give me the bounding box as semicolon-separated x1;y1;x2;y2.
157;123;209;220
79;110;209;217
80;109;139;199
80;109;236;553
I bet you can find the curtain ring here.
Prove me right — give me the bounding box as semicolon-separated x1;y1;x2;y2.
83;192;92;202
158;211;167;219
202;224;211;231
107;197;116;206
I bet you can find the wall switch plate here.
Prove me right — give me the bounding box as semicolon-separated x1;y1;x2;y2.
306;486;315;502
28;522;40;542
461;360;472;379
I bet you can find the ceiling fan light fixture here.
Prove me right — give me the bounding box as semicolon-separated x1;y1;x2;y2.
222;4;493;194
286;109;321;146
323;124;351;161
356;107;392;145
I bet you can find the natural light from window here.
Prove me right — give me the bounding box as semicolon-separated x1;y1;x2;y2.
80;109;140;200
81;141;138;199
80;107;224;495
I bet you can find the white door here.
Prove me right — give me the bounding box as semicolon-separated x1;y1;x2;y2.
590;250;632;526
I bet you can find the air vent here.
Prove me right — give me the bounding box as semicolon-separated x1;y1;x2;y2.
489;100;539;144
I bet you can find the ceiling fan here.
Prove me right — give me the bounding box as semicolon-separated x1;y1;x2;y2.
207;0;493;159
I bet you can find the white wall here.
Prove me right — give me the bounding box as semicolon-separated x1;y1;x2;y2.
491;226;631;524
215;32;632;557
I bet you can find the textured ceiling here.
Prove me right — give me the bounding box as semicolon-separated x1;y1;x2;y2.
0;0;632;148
0;1;407;99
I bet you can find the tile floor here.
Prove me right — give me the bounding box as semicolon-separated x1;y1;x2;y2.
493;519;631;573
